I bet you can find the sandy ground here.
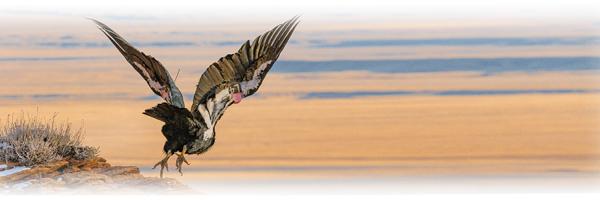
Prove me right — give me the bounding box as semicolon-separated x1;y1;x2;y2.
2;69;599;177
2;93;599;176
4;91;599;192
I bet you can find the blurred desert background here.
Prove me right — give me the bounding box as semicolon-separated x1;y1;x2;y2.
1;0;600;193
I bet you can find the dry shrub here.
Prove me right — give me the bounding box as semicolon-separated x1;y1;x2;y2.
0;113;98;166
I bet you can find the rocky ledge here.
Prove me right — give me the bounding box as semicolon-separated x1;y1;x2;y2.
0;157;188;194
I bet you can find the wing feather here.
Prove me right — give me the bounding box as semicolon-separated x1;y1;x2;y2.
191;17;299;112
91;19;185;108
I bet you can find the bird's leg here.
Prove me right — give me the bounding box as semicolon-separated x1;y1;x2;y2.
175;146;190;176
152;150;173;178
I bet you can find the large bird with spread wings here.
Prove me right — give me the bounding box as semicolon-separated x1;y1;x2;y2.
92;17;299;178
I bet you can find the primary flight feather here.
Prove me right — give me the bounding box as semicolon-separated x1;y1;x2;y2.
91;17;299;178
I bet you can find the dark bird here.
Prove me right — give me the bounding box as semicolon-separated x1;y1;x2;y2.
91;17;299;178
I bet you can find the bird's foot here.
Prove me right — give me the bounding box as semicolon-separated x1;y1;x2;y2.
152;151;173;178
175;146;190;176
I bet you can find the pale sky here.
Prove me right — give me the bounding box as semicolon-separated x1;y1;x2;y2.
1;0;599;26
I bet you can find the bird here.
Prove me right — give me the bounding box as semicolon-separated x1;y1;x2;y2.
91;17;299;178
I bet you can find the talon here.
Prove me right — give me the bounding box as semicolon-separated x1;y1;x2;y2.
152;150;173;178
175;146;190;176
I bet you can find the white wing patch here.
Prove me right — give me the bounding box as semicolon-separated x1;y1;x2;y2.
197;88;233;140
197;103;213;140
240;60;272;95
195;60;274;141
135;61;171;102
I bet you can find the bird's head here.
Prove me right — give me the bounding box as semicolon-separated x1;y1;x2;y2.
230;84;244;104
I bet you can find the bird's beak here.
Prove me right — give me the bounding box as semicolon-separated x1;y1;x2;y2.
232;92;243;104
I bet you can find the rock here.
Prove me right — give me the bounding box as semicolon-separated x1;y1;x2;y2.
0;161;68;182
93;166;140;176
0;157;189;193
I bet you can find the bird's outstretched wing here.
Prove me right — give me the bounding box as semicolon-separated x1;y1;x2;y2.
191;17;299;112
188;17;298;141
91;19;185;108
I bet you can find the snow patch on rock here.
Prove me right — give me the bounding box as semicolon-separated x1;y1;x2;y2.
0;166;30;177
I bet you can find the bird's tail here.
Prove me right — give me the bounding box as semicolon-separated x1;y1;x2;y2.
143;103;185;122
